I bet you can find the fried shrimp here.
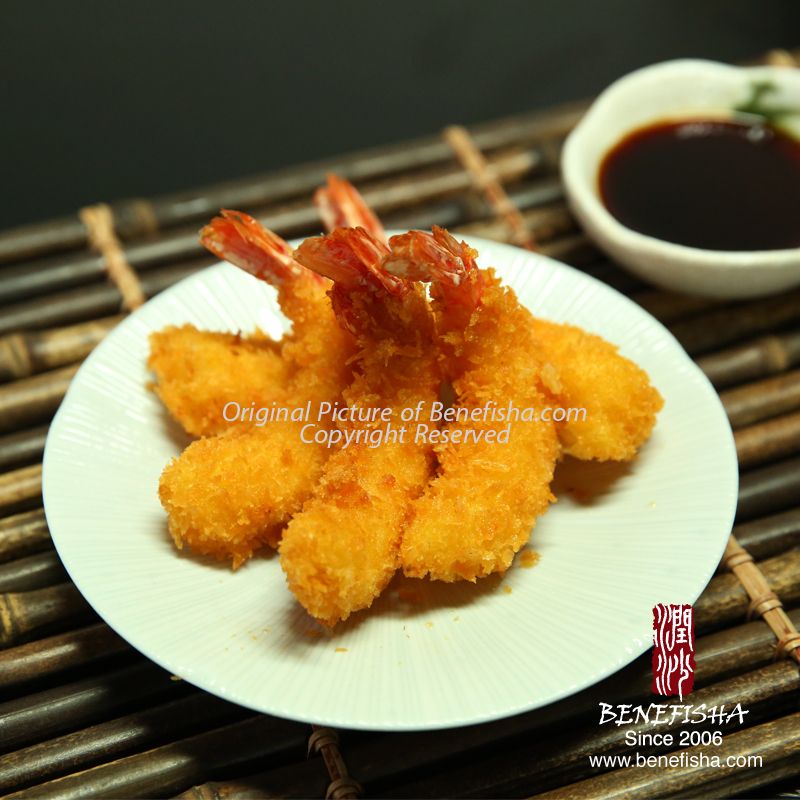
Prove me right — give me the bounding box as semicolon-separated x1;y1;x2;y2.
147;214;320;438
201;210;349;396
386;227;561;582
149;177;384;437
530;318;664;462
148;325;286;437
279;227;440;626
158;212;354;567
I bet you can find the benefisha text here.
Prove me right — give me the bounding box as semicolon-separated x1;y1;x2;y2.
221;399;585;427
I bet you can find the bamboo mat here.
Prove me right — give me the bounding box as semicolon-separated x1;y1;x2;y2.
1;49;800;800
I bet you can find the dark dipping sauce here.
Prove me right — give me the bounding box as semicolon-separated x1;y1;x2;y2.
599;119;800;251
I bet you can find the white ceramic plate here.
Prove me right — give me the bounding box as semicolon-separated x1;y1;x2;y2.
43;235;738;731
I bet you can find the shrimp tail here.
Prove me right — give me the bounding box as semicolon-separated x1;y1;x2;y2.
200;209;322;287
295;227;409;336
386;226;483;313
314;174;386;242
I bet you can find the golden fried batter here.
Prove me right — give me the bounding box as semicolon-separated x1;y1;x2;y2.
531;319;664;461
159;422;328;568
157;214;354;567
280;228;440;625
148;325;287;437
393;239;560;582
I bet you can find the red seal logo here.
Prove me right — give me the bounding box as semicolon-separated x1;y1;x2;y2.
652;603;695;699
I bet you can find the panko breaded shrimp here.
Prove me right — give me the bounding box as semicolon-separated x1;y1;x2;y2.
148;177;383;437
280;227;440;626
157;178;384;567
147;217;316;438
158;212;354;567
201;210;347;397
148;325;286;437
531;318;663;462
387;227;561;582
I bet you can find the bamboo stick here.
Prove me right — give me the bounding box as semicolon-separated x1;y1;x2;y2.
0;510;49;563
0;551;66;594
694;607;800;685
382;662;800;799
444;126;538;250
536;233;600;268
729;507;800;564
736;456;800;521
0;224;598;343
0;148;541;307
0;660;186;752
0;692;249;794
174;763;331;800
0;465;42;517
0;221;85;270
631;290;721;323
444;176;576;234
721;369;800;428
5;715;309;800
354;148;541;225
580;262;646;295
375;197;465;234
0;317;123;383
0;367;78;435
0;260;208;336
694;549;800;631
454;202;574;247
530;712;800;800
0;583;94;648
697;329;800;389
735;410;800;468
0;99;586;264
0;623;129;690
0;426;48;473
670;291;800;356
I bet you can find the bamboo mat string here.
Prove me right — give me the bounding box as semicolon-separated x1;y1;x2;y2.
442;125;538;251
765;49;800;67
308;725;361;799
126;198;161;236
79;204;146;311
721;535;800;664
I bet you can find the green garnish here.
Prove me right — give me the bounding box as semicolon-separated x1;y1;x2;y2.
733;80;797;127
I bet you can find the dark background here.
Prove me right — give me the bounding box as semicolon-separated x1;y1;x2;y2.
3;0;798;228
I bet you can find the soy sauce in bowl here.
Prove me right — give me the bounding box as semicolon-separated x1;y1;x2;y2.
599;119;800;251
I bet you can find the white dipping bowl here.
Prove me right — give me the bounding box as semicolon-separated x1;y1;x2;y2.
562;59;800;299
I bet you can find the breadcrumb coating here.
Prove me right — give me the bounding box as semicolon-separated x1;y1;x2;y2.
531;319;664;461
159;422;328;568
401;269;559;582
280;230;439;625
148;325;287;437
156;219;355;567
